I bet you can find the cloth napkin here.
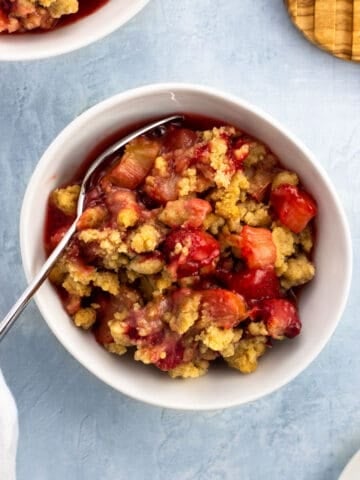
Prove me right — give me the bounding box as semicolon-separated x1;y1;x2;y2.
0;370;18;480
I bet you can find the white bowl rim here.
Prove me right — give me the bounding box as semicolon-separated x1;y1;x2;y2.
20;83;353;410
340;449;360;480
0;0;150;61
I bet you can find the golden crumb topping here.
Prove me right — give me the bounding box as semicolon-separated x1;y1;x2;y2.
281;254;315;289
51;185;80;216
73;308;96;330
168;361;209;379
130;225;161;254
226;336;267;374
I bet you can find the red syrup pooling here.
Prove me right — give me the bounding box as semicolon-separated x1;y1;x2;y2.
58;0;109;28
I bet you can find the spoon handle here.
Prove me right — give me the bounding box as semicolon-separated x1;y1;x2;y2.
0;114;184;342
0;223;76;341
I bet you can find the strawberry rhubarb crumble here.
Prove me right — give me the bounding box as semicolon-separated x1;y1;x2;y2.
0;0;106;32
45;118;317;378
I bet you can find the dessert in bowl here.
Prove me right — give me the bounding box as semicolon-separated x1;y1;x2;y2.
0;0;150;60
20;84;352;409
0;0;83;33
45;117;317;379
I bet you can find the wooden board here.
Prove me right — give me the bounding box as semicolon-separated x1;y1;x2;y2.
285;0;360;61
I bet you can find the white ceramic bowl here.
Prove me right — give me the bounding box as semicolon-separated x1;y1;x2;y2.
20;84;352;410
0;0;150;61
340;450;360;480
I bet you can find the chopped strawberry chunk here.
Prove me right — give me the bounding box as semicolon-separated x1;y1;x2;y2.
226;267;280;301
156;339;185;371
106;137;160;189
93;288;141;345
240;226;276;269
271;184;317;233
163;228;220;278
127;297;167;340
159;198;211;228
255;299;301;339
232;138;250;168
200;289;247;328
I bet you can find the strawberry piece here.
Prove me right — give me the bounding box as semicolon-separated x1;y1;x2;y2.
106;136;160;189
240;226;276;269
271;184;317;234
159;198;212;228
255;299;301;339
163;228;220;278
146;330;166;347
93;288;141;345
232;138;250;168
156;340;185;371
226;267;280;301
200;289;248;328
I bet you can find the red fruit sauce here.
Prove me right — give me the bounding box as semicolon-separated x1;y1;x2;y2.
59;0;109;28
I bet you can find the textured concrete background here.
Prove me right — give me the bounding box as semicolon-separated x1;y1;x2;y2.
0;1;359;479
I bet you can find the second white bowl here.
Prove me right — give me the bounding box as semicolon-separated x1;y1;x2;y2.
0;0;150;61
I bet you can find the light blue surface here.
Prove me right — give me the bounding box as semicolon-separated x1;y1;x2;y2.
0;1;359;478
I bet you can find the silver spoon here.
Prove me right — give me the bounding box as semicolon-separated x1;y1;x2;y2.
0;114;183;341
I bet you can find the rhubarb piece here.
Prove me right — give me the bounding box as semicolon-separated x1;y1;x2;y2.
107;137;160;189
271;184;317;234
200;289;247;329
239;226;276;269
